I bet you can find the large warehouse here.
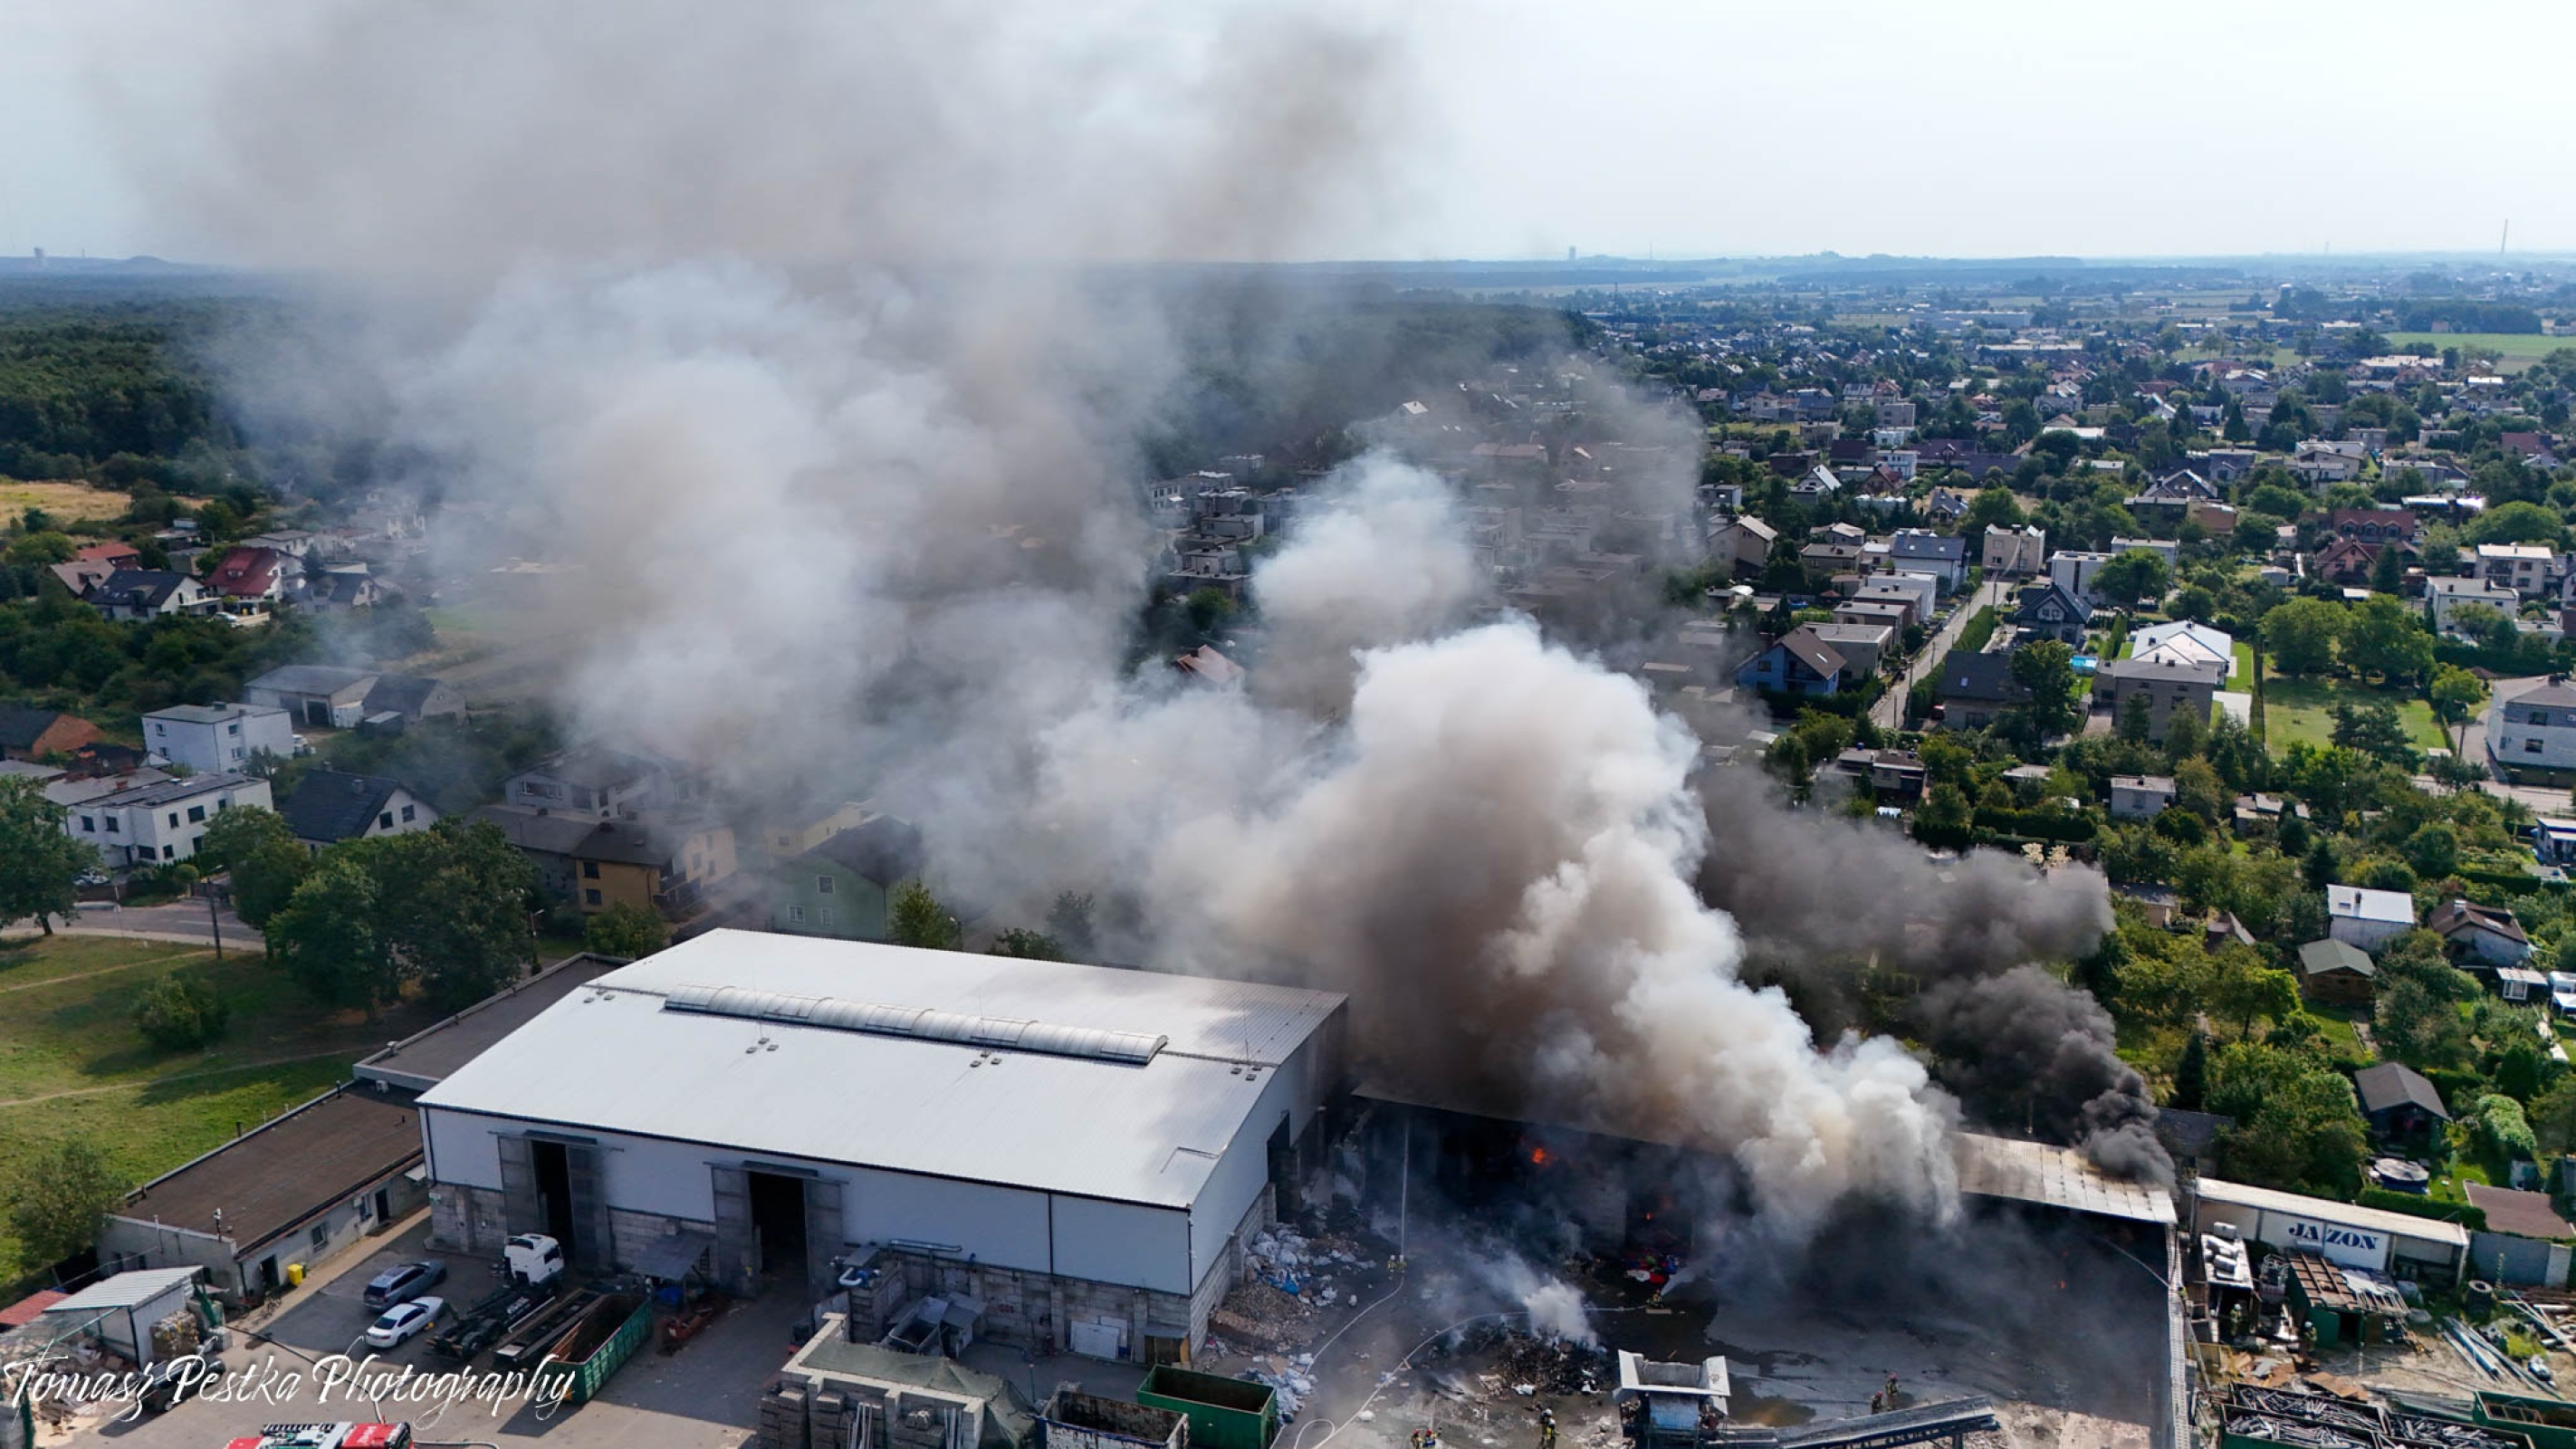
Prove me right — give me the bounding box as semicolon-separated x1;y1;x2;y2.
417;930;1349;1358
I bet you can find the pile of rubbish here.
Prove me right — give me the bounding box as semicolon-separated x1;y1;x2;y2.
1211;1278;1314;1351
1426;1325;1609;1397
1246;1227;1369;1297
1214;1227;1376;1351
1240;1353;1319;1418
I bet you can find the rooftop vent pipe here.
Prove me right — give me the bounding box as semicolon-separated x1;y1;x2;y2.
661;983;1167;1065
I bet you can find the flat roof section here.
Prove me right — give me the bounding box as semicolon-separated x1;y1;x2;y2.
2195;1176;2470;1248
115;1089;421;1252
357;953;626;1091
1955;1132;2177;1225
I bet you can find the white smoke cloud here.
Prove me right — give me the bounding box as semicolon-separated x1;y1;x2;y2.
1250;454;1486;709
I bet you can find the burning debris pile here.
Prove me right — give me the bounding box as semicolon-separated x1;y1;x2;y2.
1422;1324;1614;1398
1210;1227;1379;1354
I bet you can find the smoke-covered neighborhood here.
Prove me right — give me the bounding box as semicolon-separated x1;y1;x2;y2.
3;4;2576;1449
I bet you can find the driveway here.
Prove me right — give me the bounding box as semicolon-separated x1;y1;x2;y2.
1873;575;2008;730
73;1217;795;1448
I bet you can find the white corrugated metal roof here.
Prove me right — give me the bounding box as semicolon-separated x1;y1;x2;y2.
1954;1132;2176;1224
2195;1176;2470;1247
419;932;1346;1208
43;1266;201;1313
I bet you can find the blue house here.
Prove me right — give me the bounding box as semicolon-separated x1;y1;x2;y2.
1733;626;1847;697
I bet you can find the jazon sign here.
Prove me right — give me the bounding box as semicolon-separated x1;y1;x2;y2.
2260;1214;2387;1271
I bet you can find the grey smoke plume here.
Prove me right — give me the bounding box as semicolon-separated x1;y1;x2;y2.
1915;966;2171;1188
1248;456;1487;710
81;0;2112;1234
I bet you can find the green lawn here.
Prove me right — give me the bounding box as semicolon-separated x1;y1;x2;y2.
2386;332;2573;373
2260;663;2446;753
0;936;445;1285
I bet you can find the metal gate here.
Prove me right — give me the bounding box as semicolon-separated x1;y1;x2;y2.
710;1165;757;1293
804;1177;845;1294
563;1142;613;1273
496;1135;541;1239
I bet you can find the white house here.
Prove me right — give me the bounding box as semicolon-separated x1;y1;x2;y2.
2108;536;2180;571
141;703;295;773
1888;530;1968;591
68;772;273;868
2429;577;2523;638
2290;440;2369;485
2049;550;2115;602
2488;677;2576;772
1858;571;1939;621
2478;544;2560;598
2327;884;2417;953
2109;775;2178;820
2131;620;2235;679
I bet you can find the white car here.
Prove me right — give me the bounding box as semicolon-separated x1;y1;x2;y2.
363;1295;444;1348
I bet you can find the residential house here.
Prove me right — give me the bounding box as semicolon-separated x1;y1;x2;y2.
2478;543;2558;598
309;569;389;610
1911;440;2022;481
141;703;292;772
2009;580;2092;645
0;706;101;763
276;769;436;849
206;546;292;617
2328;508;2422;547
2352;1061;2449;1140
2429;576;2523;638
2326;884;2417;952
2108;774;2178;820
2131;620;2234;679
1734;627;1848;697
66;772;273;868
770;816;925;940
2048;550;2114;602
2487;678;2576;772
1830;748;1927;800
87;570;214;621
2124;468;2220;519
2297;938;2378;1007
1888;530;1968;591
469;805;597;901
73;540;139;571
1982;525;2045;576
244;666;464;729
2426;898;2533;966
501;747;672;821
1789;465;1841;502
2186;499;2238;535
566;813;738;916
1806;622;1894;676
2108;537;2179;571
48;557;119;596
1858;571;1939;623
1798;540;1867;587
1833;600;1913;636
1935;651;2029;730
2313;536;2393;587
238;529;319;559
2092;656;2224;743
1709;515;1777;577
2290;440;2369;484
760;800;876;861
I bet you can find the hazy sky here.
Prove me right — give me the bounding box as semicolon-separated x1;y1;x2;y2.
5;0;2570;264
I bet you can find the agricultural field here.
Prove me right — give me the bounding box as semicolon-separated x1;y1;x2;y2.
2386;331;2575;373
2259;666;2447;753
0;936;443;1286
0;477;131;524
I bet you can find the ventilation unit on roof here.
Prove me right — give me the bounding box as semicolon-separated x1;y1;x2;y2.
660;983;1167;1065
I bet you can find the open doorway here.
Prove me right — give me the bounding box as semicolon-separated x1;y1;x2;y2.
531;1139;576;1247
746;1170;808;1280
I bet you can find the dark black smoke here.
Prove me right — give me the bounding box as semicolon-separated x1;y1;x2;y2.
1914;965;2172;1188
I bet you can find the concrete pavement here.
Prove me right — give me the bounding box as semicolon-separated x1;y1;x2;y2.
2;897;264;950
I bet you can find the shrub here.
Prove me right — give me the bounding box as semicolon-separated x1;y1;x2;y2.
131;968;228;1051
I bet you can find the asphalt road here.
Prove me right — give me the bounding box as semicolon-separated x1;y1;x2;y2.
2;898;263;948
1872;575;2008;730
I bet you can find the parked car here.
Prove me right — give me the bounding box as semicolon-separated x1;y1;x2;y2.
137;1339;225;1413
364;1296;445;1348
363;1260;447;1310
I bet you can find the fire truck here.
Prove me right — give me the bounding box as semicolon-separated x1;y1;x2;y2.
222;1425;415;1448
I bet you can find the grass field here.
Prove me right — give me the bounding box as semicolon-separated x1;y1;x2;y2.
0;936;444;1285
0;478;132;524
2260;664;2446;753
2386;332;2574;373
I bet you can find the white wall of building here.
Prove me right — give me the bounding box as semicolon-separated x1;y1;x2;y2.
144;705;293;772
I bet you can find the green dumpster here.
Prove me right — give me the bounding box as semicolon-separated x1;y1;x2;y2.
1138;1366;1278;1449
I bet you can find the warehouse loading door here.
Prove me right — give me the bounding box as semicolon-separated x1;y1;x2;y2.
747;1170;809;1282
804;1177;845;1294
497;1135;542;1238
561;1142;612;1273
711;1165;757;1294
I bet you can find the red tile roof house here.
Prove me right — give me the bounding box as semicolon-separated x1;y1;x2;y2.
206;546;292;618
73;540;141;570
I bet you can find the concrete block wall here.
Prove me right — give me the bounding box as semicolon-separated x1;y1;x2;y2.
429;1184;512;1256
